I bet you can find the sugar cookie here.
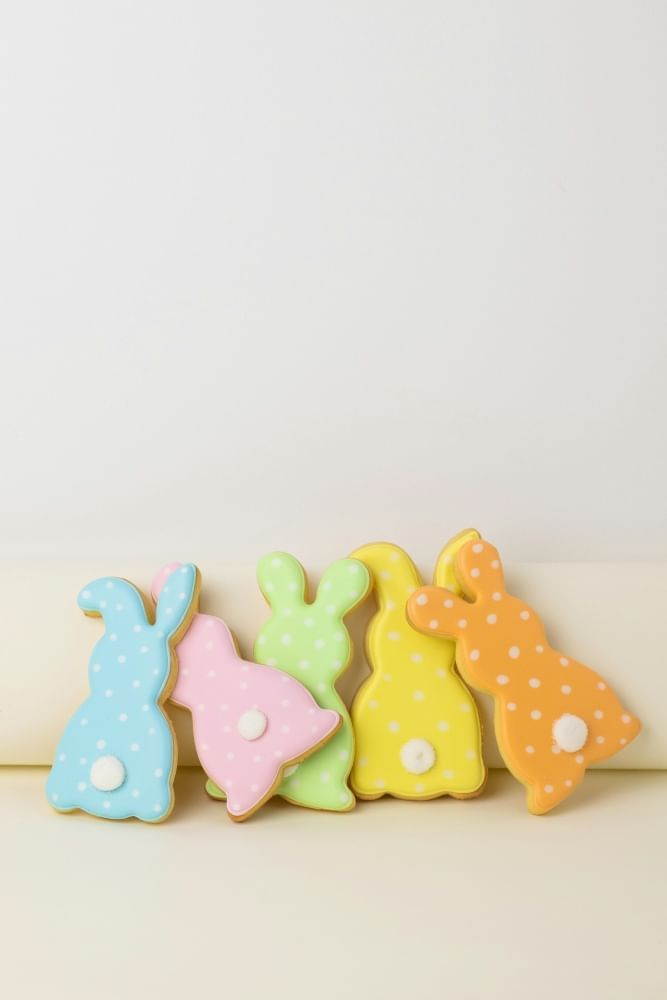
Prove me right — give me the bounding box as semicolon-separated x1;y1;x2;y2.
209;553;369;811
407;537;641;814
46;565;200;822
151;563;342;822
350;531;485;800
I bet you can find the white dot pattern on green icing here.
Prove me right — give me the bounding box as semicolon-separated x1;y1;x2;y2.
253;552;369;810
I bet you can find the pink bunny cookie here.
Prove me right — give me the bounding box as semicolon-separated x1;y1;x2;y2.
152;564;341;822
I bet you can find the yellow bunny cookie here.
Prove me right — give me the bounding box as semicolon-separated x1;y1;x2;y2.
350;530;485;800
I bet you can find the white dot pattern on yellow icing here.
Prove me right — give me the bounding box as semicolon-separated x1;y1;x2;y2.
350;532;485;800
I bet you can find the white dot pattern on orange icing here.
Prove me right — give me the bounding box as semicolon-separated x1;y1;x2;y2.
407;539;641;815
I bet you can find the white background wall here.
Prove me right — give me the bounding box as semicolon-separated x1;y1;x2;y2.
0;2;665;568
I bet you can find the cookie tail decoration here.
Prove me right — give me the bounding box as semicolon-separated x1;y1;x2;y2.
349;536;485;801
407;538;641;815
46;565;200;823
253;552;371;812
151;563;342;822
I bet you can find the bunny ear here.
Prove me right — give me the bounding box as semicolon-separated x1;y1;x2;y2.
454;539;506;602
78;577;149;632
153;563;200;638
406;585;471;640
151;562;183;603
350;543;422;608
313;558;370;617
434;528;481;593
257;552;307;609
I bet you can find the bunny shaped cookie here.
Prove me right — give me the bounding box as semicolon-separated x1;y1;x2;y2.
47;565;200;821
211;553;369;811
407;538;641;814
350;530;485;800
152;563;341;822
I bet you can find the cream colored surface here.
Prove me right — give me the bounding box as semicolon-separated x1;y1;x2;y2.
1;767;665;1000
2;560;664;768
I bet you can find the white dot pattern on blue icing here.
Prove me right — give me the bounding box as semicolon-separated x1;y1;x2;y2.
46;565;197;821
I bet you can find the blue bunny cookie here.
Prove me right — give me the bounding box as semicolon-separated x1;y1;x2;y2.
46;565;200;822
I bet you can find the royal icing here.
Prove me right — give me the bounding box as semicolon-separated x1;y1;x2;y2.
218;552;370;812
350;533;485;800
407;538;642;814
152;563;342;822
46;565;199;822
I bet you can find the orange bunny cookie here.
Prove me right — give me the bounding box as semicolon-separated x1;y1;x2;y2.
406;538;641;814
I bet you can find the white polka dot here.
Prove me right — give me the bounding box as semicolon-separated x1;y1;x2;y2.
319;771;331;783
314;639;325;649
388;721;400;732
108;633;117;641
486;614;497;625
507;702;517;711
596;735;605;745
79;757;87;765
621;714;631;724
130;743;140;752
491;559;500;569
133;624;142;633
470;568;480;579
530;710;542;720
443;598;454;608
597;681;607;691
496;675;510;685
561;685;572;695
575;754;584;764
280;634;292;646
154;768;164;778
400;739;436;775
457;619;468;629
428;619;439;630
519;610;530;621
492;592;502;601
77;781;87;791
619;738;627;745
459;703;471;713
472;543;484;554
374;779;386;789
560;657;569;667
435;668;446;678
95;740;106;750
412;690;425;701
387;631;401;641
529;678;541;688
536;645;544;653
565;779;573;788
368;699;378;709
437;720;449;731
104;689;113;698
117;655;126;665
415;593;428;606
410;652;423;663
132;680;140;688
80;718;88;726
508;646;520;659
544;784;554;794
51;793;59;802
465;749;477;760
92;664;101;672
383;673;393;682
594;709;604;720
525;746;535;754
470;649;480;661
442;769;454;780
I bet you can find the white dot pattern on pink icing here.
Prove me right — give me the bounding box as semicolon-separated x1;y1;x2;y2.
152;565;339;819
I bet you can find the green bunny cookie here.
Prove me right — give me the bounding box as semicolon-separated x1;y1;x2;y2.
207;552;369;811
